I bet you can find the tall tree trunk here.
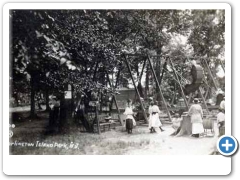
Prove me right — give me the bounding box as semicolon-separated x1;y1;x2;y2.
155;49;162;101
30;76;36;118
59;92;67;133
45;89;50;111
155;58;161;101
13;91;19;106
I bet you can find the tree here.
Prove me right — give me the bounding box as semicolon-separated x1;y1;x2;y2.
11;10;51;117
11;9;223;131
188;10;225;98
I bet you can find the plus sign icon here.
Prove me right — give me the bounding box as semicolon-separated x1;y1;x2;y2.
217;135;238;156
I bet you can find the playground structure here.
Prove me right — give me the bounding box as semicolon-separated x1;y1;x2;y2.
73;53;225;135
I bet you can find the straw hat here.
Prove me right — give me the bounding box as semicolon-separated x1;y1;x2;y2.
193;98;199;103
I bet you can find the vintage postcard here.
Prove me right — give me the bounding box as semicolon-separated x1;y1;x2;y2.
2;2;233;175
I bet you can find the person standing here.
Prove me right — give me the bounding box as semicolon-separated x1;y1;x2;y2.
171;113;183;135
148;101;154;133
188;98;204;138
48;96;60;133
123;99;136;133
220;96;225;112
217;108;225;137
150;101;164;133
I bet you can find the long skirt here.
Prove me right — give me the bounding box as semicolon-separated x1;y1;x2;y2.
123;115;136;127
192;122;204;134
148;114;152;129
126;119;133;133
151;114;162;128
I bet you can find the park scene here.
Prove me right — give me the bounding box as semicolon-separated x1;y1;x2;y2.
9;9;225;155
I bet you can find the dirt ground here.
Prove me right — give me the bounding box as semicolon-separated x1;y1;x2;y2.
9;108;219;155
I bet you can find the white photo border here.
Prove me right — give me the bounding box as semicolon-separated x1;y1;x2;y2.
3;2;231;175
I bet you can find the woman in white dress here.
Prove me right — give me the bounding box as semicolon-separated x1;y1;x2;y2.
150;101;164;133
188;98;204;138
123;99;136;127
148;101;154;132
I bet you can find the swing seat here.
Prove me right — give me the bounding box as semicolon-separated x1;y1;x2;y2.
184;65;204;95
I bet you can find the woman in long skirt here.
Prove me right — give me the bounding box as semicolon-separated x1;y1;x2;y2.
150;101;164;133
188;98;204;138
148;101;154;132
123;99;136;130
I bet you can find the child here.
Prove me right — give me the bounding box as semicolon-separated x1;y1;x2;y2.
123;99;136;134
217;108;225;137
171;113;182;135
150;101;164;133
148;100;154;133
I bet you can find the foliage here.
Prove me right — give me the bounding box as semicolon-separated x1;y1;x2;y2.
10;9;225;109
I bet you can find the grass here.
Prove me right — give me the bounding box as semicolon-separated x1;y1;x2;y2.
10;109;219;155
10;129;152;155
10;112;153;155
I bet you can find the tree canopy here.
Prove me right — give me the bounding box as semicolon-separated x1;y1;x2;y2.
10;9;225;112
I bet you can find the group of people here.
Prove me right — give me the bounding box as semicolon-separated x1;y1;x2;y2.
48;92;225;137
177;96;225;138
122;96;225;138
122;98;164;134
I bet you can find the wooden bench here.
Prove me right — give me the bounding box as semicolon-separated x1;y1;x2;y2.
94;122;117;133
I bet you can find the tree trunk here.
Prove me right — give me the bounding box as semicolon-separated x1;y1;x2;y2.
155;58;161;101
145;66;149;97
30;76;36;118
155;48;162;101
13;92;19;107
59;92;67;133
175;115;192;137
137;83;144;98
45;89;50;111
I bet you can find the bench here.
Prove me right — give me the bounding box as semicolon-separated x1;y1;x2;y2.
94;122;117;133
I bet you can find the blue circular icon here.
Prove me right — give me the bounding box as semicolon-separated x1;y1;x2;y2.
217;135;238;156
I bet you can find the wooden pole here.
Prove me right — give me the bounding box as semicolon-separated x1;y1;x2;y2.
95;102;100;134
139;59;147;82
187;93;193;105
169;58;189;110
146;55;172;121
171;82;176;105
198;87;209;114
110;68;121;110
106;72;123;126
115;68;121;88
219;59;225;72
159;61;167;85
124;54;148;123
202;58;218;90
204;86;210;100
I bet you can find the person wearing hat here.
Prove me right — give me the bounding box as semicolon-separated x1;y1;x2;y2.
150;100;165;133
188;98;204;138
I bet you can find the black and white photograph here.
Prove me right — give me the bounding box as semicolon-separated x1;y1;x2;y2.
8;7;227;156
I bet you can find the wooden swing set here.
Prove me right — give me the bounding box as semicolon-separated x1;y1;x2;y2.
91;53;224;134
